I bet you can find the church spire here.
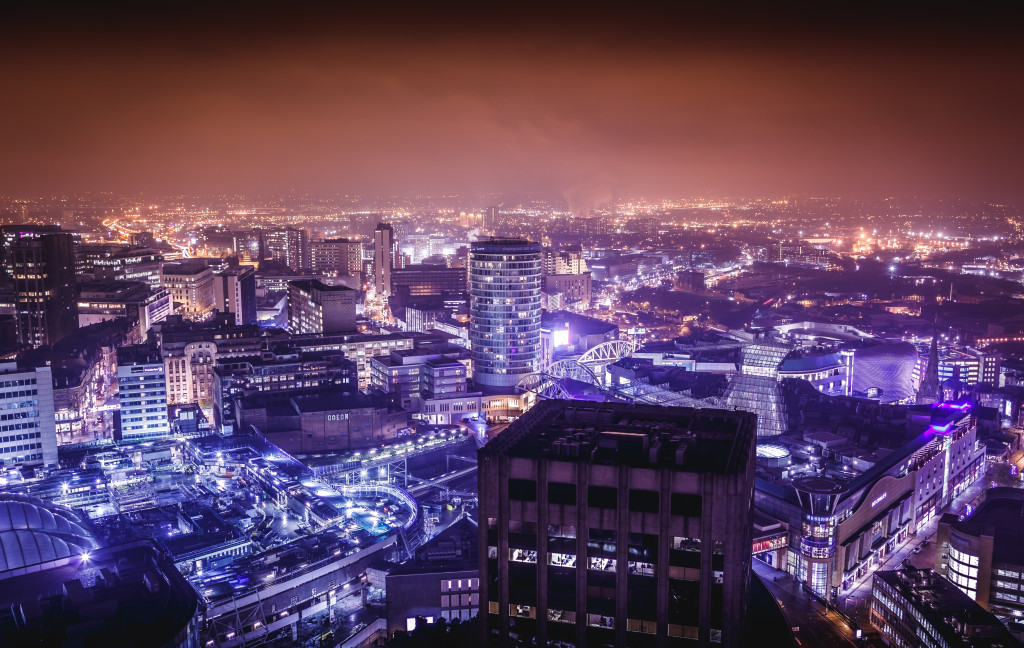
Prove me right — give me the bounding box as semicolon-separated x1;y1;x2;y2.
918;320;942;405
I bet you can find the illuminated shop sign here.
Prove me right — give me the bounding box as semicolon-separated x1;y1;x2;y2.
871;493;887;508
806;515;836;523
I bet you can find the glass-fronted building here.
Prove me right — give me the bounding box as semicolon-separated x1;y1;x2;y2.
469;239;542;394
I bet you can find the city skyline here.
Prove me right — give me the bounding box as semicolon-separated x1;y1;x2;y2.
4;5;1024;648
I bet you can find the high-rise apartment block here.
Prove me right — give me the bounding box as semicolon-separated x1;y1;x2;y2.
484;206;498;233
479;400;757;648
543;274;593;311
263;226;308;271
10;231;79;348
374;222;396;297
0;361;57;468
309;238;363;275
116;344;170;441
469;238;542;394
287;279;358;335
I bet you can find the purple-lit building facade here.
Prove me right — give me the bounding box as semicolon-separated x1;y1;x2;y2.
753;403;985;602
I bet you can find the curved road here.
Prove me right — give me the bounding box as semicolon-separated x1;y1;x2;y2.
753;560;857;648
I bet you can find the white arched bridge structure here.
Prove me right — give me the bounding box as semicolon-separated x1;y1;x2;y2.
577;338;643;369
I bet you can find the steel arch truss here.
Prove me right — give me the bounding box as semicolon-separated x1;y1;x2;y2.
516;373;574;400
545;359;600;386
578;339;642;367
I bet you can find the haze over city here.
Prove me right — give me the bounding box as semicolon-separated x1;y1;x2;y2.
2;3;1023;203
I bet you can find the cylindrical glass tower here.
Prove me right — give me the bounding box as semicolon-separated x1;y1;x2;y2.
469;238;542;393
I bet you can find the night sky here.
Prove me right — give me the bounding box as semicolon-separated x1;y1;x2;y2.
2;3;1022;204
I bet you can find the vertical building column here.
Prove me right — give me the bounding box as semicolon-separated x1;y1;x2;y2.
615;467;628;647
536;459;549;647
576;457;589;648
657;467;672;648
498;455;511;644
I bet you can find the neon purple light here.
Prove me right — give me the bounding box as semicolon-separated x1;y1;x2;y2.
929;422;954;434
937;402;971;411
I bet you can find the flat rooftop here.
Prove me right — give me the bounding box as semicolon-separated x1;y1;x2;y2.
482;400;756;473
874;569;1016;647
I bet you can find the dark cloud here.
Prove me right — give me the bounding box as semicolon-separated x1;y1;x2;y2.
1;3;1022;201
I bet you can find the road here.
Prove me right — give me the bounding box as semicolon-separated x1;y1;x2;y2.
753;560;857;648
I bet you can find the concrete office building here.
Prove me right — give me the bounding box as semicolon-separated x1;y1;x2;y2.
542;274;592;311
213;350;358;434
0;361;57;468
479;400;758;648
541;247;587;276
10;231;78;348
74;242;125;279
287;279;357;335
391;264;467;304
0;224;63;275
160;260;215;318
93;247;165;290
116;344;170;441
369;347;479;423
286;332;415;390
469;238;543;394
235;389;406;454
76;281;173;337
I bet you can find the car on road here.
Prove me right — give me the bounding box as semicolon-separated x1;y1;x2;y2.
913;546;921;554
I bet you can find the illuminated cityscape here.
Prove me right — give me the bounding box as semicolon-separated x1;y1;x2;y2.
2;4;1024;648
